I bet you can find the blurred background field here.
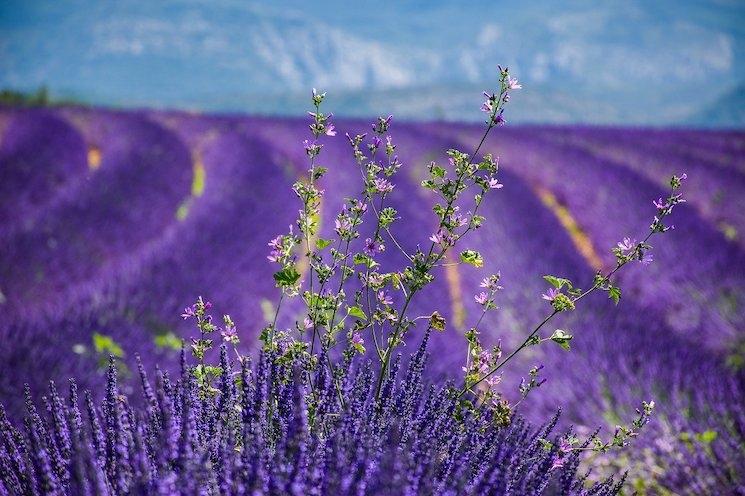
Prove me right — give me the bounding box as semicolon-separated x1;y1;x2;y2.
1;0;744;492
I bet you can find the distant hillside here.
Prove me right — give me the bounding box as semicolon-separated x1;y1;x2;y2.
1;0;743;127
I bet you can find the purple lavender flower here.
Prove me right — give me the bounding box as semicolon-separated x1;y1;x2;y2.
0;312;666;495
474;292;489;305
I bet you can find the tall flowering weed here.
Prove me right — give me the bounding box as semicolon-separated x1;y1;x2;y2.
0;66;687;495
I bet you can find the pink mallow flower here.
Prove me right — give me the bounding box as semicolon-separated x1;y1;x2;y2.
488;177;503;189
181;306;196;320
377;290;393;306
507;76;522;90
550;438;573;470
480;274;503;291
266;235;282;262
364;238;384;256
542;288;560;302
373;178;394;194
221;324;238;343
335;216;351;232
617;237;636;252
429;229;453;246
474;292;489;305
481;98;495;114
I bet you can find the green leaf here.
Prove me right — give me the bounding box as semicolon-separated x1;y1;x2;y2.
347;306;367;320
429;311;446;332
539;438;554;451
92;332;124;357
459;250;484;268
608;286;621;305
273;265;301;287
543;275;572;289
550;329;573;351
353;253;378;268
696;430;718;444
154;331;182;351
430;165;446;178
203;365;224;378
380;207;398;228
315;238;333;250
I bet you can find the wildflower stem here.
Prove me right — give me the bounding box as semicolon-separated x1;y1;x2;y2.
374;111;500;402
374;291;415;400
269;293;284;345
459;203;671;399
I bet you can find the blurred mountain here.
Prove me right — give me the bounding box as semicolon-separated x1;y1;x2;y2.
0;0;743;126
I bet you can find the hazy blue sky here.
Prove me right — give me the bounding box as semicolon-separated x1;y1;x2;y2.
1;0;743;125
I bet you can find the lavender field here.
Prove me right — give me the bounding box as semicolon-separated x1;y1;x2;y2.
1;105;744;493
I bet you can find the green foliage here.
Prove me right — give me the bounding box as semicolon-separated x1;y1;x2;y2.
459;250;484;268
543;275;572;289
429;311;446;331
154;331;182;351
551;293;576;313
273;265;301;288
608;285;621;305
315;238;333;250
347;306;367;320
550;329;573;350
93;332;124;358
0;86;49;106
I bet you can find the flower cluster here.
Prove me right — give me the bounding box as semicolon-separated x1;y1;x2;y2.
480;65;521;125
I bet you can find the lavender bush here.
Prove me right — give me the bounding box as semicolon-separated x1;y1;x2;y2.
0;341;634;495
